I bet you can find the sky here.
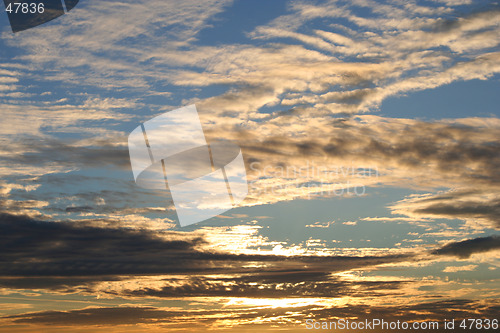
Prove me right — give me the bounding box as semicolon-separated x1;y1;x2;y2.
0;0;499;332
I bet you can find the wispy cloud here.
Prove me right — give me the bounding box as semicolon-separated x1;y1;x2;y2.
442;264;477;272
0;1;499;330
432;235;500;258
3;298;499;331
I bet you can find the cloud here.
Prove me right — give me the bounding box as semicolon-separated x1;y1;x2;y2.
0;0;498;218
191;2;500;118
4;113;494;223
0;98;133;137
1;137;131;171
0;213;411;293
0;1;498;330
2;0;499;128
3;298;499;330
3;0;233;88
442;264;477;272
229;115;500;211
390;189;500;229
0;213;204;277
432;235;500;258
4;307;172;326
3;112;500;230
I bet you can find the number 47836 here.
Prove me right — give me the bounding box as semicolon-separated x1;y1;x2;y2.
5;2;45;14
459;319;498;330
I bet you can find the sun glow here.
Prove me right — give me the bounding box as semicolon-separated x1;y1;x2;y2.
223;297;343;309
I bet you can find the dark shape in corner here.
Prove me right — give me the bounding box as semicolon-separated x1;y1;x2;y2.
63;0;78;11
3;0;79;33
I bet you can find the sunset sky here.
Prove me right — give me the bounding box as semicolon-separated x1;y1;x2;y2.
0;0;499;332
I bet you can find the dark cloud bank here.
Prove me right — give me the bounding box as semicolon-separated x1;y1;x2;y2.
0;213;409;295
0;214;499;330
4;299;499;332
432;235;500;259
